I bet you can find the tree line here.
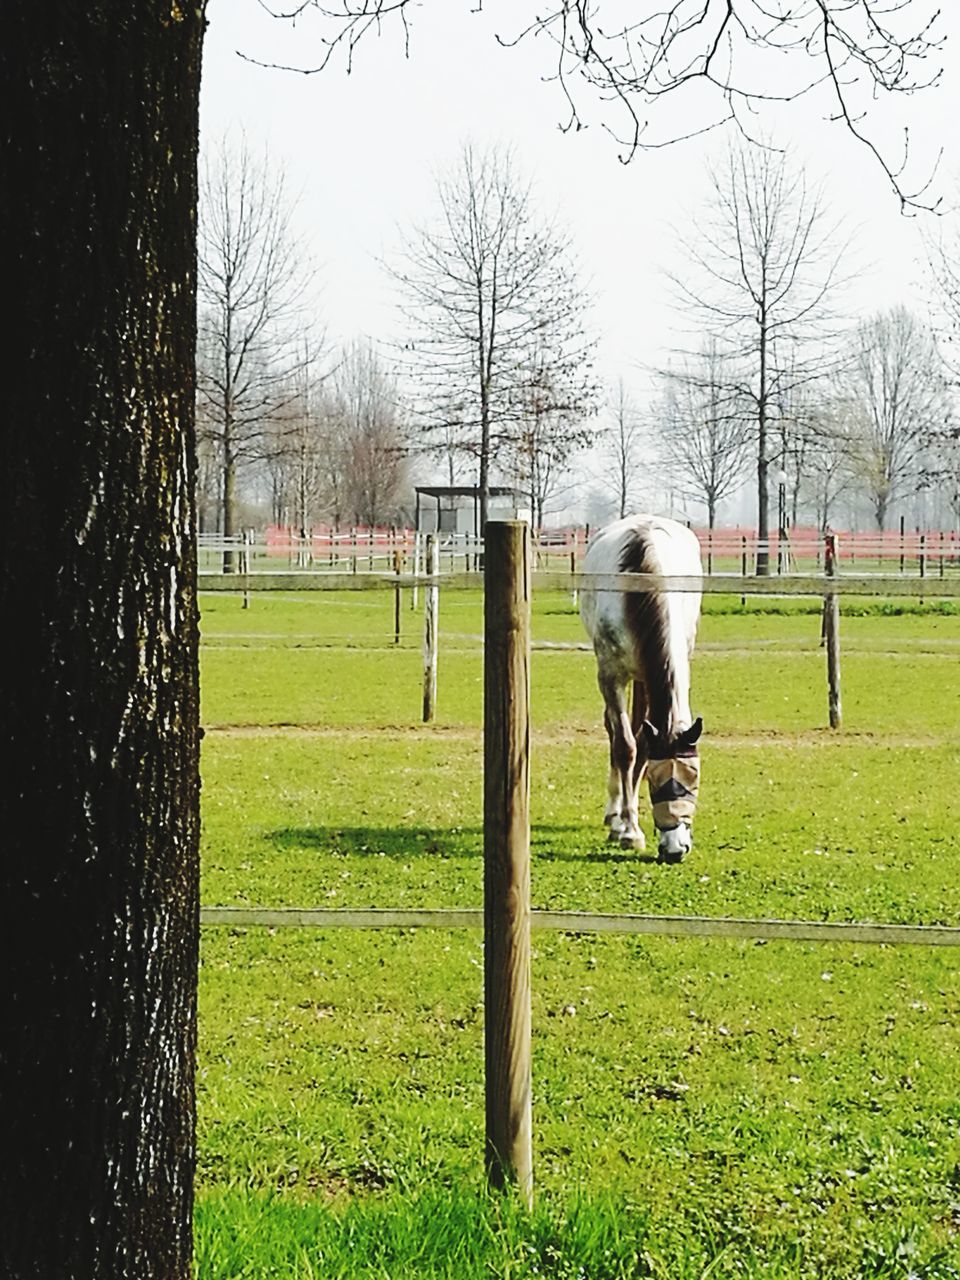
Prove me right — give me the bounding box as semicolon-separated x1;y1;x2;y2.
627;142;955;563
198;133;959;562
196;137;600;538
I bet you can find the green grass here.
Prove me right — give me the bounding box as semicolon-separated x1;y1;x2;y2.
195;1187;659;1279
199;589;960;735
194;1183;960;1278
201;731;960;923
196;590;960;1277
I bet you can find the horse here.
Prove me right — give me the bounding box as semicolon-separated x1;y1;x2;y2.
579;514;703;863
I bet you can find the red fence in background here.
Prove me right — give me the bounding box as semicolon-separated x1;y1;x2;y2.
265;524;415;554
690;525;960;572
262;523;960;571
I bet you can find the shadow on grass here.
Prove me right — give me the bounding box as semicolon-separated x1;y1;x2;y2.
266;825;484;860
535;825;662;864
266;823;658;865
536;841;660;866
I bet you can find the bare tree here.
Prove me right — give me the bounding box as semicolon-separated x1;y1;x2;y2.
841;306;950;529
315;412;352;529
507;337;599;528
391;142;598;529
925;191;960;380
260;359;332;541
599;379;647;520
922;194;960;519
511;398;577;531
923;432;960;527
656;342;751;528
263;342;408;530
790;393;858;530
197;135;321;565
669;141;848;569
335;340;409;526
259;3;945;208
194;411;222;534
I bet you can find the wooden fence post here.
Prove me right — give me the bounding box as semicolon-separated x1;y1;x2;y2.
900;515;906;574
393;549;403;645
241;531;251;611
740;535;747;608
422;533;439;723
824;533;842;730
483;520;533;1206
412;530;422;610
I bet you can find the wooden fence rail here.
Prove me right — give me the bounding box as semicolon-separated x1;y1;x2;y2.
198;569;960;597
199;906;960;948
198;559;960;734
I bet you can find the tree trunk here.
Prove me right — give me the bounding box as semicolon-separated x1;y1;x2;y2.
478;308;493;535
756;312;771;575
222;433;237;572
0;7;204;1278
757;434;770;574
479;411;491;534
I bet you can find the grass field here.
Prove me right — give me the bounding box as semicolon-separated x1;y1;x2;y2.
196;587;960;1278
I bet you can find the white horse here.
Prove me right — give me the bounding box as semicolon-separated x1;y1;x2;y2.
579;514;703;863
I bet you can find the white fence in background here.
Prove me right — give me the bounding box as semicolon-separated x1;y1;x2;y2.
197;525;960;579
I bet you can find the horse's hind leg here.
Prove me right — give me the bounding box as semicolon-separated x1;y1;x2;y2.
603;706;623;836
600;675;644;850
631;679;650;823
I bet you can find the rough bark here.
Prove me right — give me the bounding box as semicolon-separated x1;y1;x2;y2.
0;5;205;1276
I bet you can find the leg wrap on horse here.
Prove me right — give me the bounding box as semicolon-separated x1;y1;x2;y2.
647;755;700;828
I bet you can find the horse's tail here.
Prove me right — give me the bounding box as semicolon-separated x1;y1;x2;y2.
619;527;675;738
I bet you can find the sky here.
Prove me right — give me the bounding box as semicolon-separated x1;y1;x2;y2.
198;2;959;523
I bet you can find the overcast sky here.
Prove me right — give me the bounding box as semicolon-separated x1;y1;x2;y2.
198;2;958;521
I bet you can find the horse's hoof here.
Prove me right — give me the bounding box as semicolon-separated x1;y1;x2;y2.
657;846;686;865
619;830;646;852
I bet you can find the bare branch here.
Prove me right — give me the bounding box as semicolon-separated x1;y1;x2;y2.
256;2;946;207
